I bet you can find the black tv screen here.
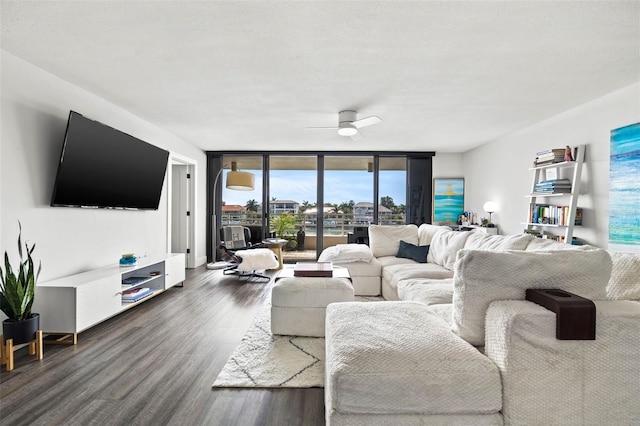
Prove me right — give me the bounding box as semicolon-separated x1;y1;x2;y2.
51;111;170;210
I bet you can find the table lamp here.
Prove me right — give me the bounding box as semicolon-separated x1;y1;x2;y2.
483;201;498;227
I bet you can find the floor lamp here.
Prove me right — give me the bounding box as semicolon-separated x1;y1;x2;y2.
207;162;255;270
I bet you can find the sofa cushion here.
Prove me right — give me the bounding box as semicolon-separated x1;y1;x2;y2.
339;258;382;277
368;224;418;258
464;232;534;251
418;223;451;246
429;303;454;326
607;252;640;300
376;255;416;268
397;278;454;305
524;238;566;251
396;240;430;263
383;262;454;297
325;301;502;415
427;229;472;270
452;248;612;346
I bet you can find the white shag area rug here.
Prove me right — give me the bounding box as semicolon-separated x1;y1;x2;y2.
212;296;382;388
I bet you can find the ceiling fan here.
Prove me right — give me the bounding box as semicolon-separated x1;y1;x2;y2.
307;110;382;141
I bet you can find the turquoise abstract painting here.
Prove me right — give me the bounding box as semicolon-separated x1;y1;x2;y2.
433;178;464;224
610;122;640;253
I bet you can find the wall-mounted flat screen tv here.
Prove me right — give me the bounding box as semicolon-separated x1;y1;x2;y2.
51;111;170;210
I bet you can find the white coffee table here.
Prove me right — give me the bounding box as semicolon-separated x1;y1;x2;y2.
271;266;354;336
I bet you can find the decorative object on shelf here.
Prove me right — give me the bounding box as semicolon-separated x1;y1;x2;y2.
208;161;256;270
564;145;574;162
432;178;464;224
0;221;43;371
609;122;640;252
483;201;498;227
119;253;137;267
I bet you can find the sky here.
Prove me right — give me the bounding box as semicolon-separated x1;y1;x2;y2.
222;169;406;207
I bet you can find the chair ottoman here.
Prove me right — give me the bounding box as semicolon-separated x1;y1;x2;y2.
271;275;354;337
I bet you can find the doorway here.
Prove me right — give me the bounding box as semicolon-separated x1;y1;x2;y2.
169;155;196;268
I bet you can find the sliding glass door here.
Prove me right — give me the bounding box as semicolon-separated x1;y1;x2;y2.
324;156;374;248
269;156;317;261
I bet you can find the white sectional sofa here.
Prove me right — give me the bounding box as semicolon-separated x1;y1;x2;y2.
323;224;640;425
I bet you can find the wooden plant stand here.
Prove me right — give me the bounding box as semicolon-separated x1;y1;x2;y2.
1;330;43;371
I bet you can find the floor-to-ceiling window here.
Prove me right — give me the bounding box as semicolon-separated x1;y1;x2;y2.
324;156;374;250
269;155;317;261
207;152;434;263
378;156;407;225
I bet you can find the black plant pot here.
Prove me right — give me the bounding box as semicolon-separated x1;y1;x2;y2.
3;313;40;345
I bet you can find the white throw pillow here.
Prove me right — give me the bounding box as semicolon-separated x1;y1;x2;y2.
607;252;640;300
464;232;534;251
452;248;611;346
368;224;418;258
417;223;451;246
426;229;472;270
318;244;373;264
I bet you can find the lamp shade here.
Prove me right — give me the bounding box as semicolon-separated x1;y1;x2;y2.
483;201;498;213
226;170;254;190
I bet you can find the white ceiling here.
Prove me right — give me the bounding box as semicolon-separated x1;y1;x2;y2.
1;1;639;153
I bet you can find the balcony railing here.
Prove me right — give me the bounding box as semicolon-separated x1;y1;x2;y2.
221;212;406;236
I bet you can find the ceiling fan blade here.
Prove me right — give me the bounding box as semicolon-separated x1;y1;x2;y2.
305;127;338;130
351;116;382;129
350;130;363;141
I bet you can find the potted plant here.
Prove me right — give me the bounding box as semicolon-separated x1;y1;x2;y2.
270;213;297;250
0;222;41;345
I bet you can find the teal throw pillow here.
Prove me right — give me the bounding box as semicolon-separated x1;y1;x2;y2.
396;240;429;263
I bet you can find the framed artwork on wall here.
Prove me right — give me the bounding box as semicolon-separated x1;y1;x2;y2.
432;178;464;224
609;122;640;253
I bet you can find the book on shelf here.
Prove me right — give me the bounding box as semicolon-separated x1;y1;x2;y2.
574;208;583;226
528;204;582;226
122;287;153;302
533;178;572;194
534;148;566;166
293;261;333;277
122;276;151;286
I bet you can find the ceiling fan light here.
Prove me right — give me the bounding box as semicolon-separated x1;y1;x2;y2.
338;124;358;136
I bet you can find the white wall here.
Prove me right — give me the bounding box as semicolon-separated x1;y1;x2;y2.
433;152;464;178
462;83;640;248
1;51;208;282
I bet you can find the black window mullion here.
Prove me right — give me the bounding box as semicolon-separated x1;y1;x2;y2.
316;155;324;257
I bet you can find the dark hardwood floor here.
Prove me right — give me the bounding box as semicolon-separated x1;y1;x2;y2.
0;266;325;426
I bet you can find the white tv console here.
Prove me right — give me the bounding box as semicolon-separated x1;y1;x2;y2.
33;253;185;343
